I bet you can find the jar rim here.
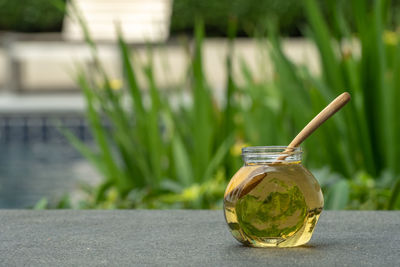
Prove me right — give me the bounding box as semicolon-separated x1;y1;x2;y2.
241;146;302;164
242;146;302;153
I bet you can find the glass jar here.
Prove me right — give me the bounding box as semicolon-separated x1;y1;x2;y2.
223;146;324;248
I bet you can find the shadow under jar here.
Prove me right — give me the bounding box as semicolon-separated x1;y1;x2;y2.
224;146;324;248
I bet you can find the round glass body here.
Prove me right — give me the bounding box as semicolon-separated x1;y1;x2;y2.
223;146;324;247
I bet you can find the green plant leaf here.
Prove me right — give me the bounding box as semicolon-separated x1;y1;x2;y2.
33;198;48;210
325;180;350;210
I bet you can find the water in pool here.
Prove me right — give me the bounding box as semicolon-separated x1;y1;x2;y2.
0;141;98;208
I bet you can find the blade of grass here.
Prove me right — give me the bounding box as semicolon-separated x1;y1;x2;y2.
304;0;344;94
325;179;350;209
143;48;164;184
202;134;235;182
117;27;145;118
267;21;311;130
172;135;193;187
391;36;400;174
60;126;103;174
77;73;122;191
352;0;384;172
192;19;213;182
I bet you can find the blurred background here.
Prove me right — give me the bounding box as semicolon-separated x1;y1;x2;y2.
0;0;399;210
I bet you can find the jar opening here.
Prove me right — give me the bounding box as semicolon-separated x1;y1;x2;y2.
242;146;302;164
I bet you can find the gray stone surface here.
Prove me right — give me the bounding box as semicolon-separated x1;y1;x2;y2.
0;210;398;266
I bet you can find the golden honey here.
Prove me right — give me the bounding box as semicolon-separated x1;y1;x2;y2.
223;147;323;247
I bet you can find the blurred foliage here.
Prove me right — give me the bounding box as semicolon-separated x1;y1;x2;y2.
171;0;400;37
51;0;400;210
171;0;304;37
0;0;66;32
261;0;400;210
59;2;234;209
0;0;303;35
2;0;400;40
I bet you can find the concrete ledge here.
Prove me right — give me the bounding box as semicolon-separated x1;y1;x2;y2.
0;210;398;266
0;93;85;114
0;38;320;93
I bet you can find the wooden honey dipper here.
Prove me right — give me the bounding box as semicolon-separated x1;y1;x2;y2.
228;92;351;200
278;92;351;160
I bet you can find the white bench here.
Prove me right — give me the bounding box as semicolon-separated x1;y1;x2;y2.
2;0;173;93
